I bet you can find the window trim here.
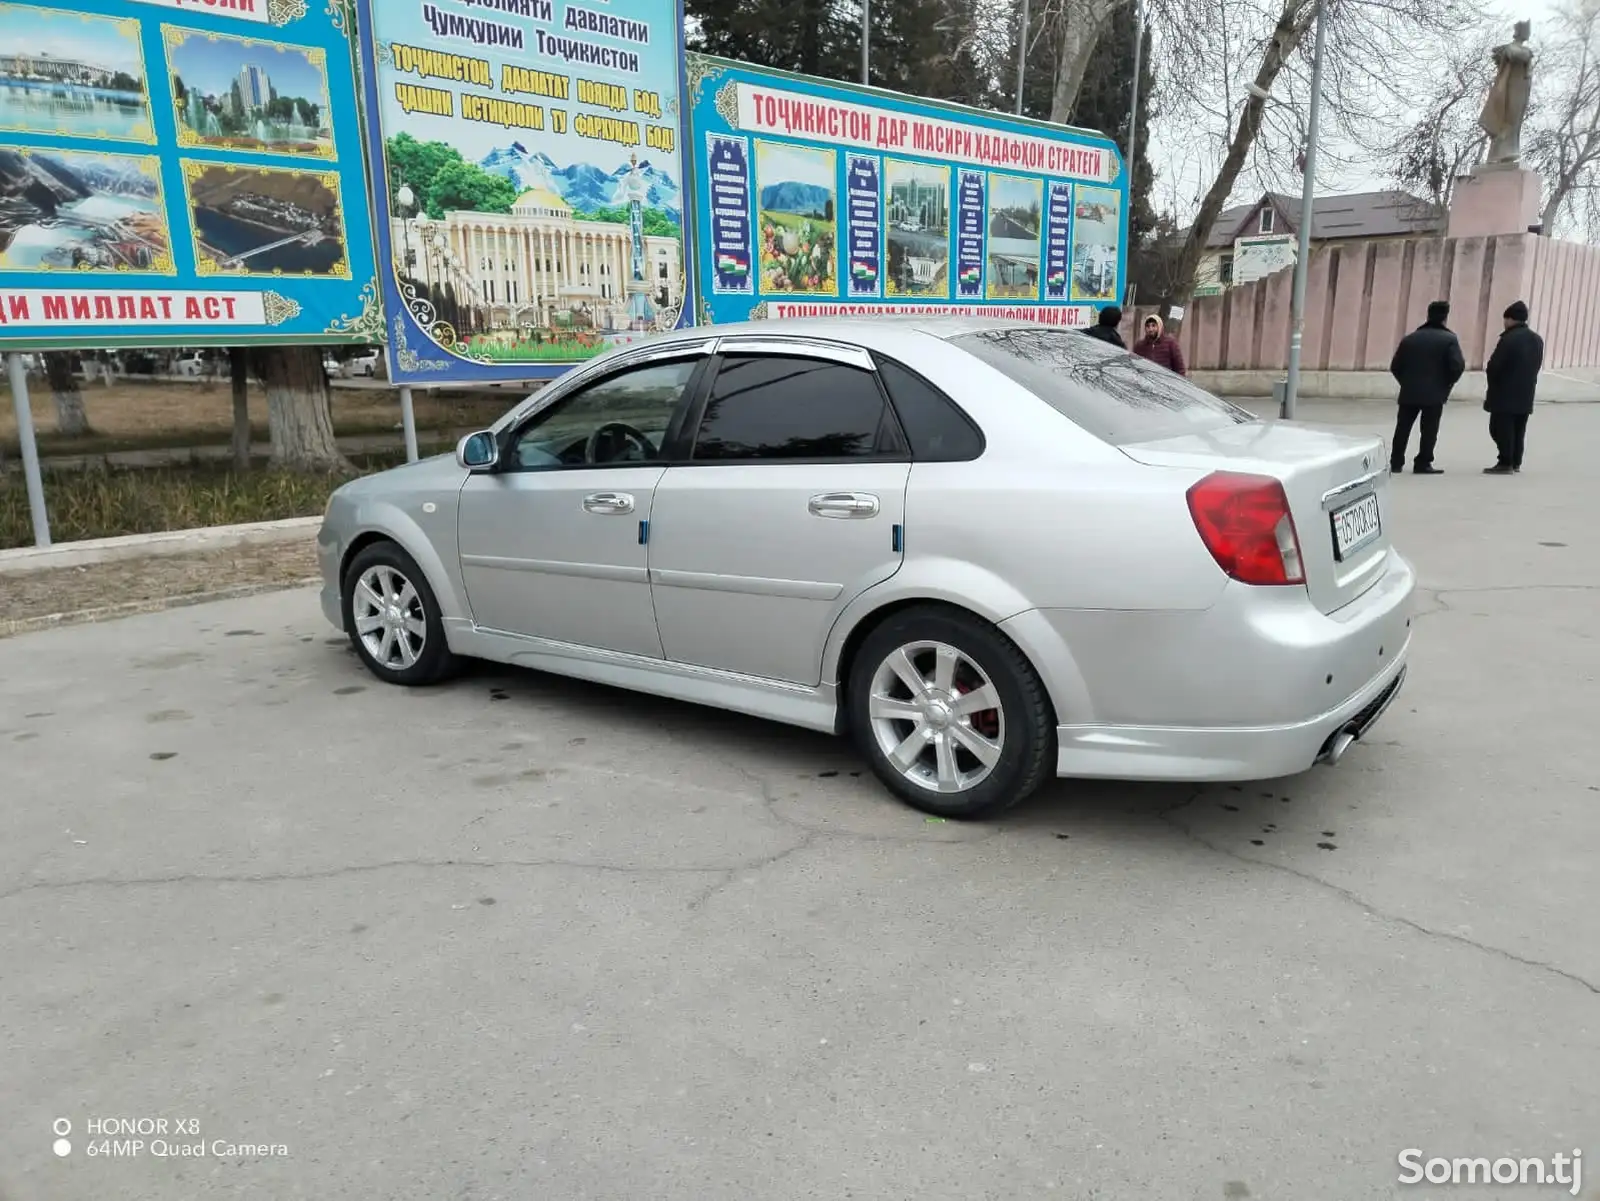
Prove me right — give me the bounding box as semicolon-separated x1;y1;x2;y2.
871;352;987;462
496;354;711;474
681;351;911;467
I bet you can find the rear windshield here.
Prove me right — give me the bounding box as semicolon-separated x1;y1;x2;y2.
950;327;1256;446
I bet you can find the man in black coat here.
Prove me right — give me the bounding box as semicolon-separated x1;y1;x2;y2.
1389;300;1466;474
1082;305;1126;348
1483;300;1544;474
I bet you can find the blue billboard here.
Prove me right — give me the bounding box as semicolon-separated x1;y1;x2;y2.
685;55;1127;329
0;0;380;351
354;0;695;385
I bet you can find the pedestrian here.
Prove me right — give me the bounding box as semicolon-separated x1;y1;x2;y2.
1387;299;1465;475
1132;314;1187;376
1082;305;1126;348
1483;300;1543;474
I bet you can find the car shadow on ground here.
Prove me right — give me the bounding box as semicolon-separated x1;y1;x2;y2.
410;655;1333;848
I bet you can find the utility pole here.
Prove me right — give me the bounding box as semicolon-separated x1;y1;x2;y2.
862;0;871;85
1016;0;1030;114
1283;0;1327;420
1122;0;1144;304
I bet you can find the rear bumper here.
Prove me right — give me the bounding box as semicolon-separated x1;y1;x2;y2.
999;549;1416;782
1051;650;1408;781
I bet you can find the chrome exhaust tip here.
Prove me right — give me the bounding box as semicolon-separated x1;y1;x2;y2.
1319;729;1357;765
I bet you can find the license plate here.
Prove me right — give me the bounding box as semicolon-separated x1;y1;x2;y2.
1330;491;1381;560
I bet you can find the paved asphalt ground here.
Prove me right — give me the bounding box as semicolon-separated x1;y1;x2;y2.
2;397;1597;1201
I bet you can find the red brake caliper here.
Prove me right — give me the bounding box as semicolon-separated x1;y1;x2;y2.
954;681;1000;739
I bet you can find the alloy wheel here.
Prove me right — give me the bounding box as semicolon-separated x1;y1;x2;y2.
868;640;1006;794
352;564;427;671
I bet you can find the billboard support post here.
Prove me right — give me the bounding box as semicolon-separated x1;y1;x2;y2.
399;387;419;463
7;354;51;548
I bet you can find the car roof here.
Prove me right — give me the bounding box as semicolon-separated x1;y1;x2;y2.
639;314;1053;353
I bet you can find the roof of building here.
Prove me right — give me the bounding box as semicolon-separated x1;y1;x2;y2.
513;186;570;212
1204;190;1444;249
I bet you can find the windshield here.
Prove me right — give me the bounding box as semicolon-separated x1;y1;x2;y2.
950;326;1257;446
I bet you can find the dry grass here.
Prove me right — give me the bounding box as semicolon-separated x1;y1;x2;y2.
0;451;420;549
0;378;512;456
0;537;318;627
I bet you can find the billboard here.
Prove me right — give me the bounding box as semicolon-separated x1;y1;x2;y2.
686;55;1127;330
355;0;695;385
0;0;380;351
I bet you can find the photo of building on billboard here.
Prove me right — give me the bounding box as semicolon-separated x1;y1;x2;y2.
986;173;1041;300
0;145;171;272
360;0;690;374
755;140;836;296
885;159;949;298
165;29;334;160
0;4;153;143
1071;185;1121;302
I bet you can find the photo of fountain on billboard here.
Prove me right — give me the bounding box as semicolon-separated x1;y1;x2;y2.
165;28;334;160
0;4;154;143
360;0;689;372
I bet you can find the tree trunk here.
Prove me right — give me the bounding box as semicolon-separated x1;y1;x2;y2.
1048;0;1118;123
43;352;88;437
260;346;349;472
1168;3;1309;319
229;347;252;470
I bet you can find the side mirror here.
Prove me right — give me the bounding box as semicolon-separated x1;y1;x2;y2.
456;430;498;472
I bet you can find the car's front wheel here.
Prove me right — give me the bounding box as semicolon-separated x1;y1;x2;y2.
342;541;458;686
847;605;1055;820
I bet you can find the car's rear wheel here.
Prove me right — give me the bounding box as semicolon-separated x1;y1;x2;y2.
847;605;1055;820
342;542;458;686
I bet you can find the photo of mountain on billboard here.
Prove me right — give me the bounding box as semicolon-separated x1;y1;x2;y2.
986;173;1041;300
885;160;950;298
382;133;685;364
0;4;153;143
754;141;836;296
1072;185;1121;302
0;145;170;272
184;161;348;277
166;29;333;160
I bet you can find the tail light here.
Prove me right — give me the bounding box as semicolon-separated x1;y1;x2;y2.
1186;471;1305;586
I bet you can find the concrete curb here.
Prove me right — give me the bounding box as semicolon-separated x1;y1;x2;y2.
0;577;322;639
0;516;320;576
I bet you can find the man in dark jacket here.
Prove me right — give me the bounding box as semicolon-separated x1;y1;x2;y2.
1483;300;1544;474
1082;305;1126;348
1388;300;1465;474
1132;314;1186;375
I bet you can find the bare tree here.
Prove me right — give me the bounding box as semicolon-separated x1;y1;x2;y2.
41;352;87;438
1527;0;1600;238
1149;0;1479;314
1029;0;1124;122
1383;35;1492;211
248;347;350;473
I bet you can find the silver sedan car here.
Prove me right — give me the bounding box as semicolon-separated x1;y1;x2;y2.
318;317;1414;819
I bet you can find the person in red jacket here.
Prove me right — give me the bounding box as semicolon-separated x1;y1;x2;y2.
1132;314;1187;376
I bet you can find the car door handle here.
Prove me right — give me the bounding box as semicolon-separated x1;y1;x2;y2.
808;492;880;519
582;492;635;515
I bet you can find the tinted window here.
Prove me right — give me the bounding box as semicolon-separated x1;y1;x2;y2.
876;358;984;461
950;327;1254;446
692;356;895;461
509;359;696;469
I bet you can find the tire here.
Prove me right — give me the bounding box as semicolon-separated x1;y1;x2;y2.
341;541;459;686
846;604;1056;820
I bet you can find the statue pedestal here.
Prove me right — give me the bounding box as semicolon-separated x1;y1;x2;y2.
1448;164;1543;238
